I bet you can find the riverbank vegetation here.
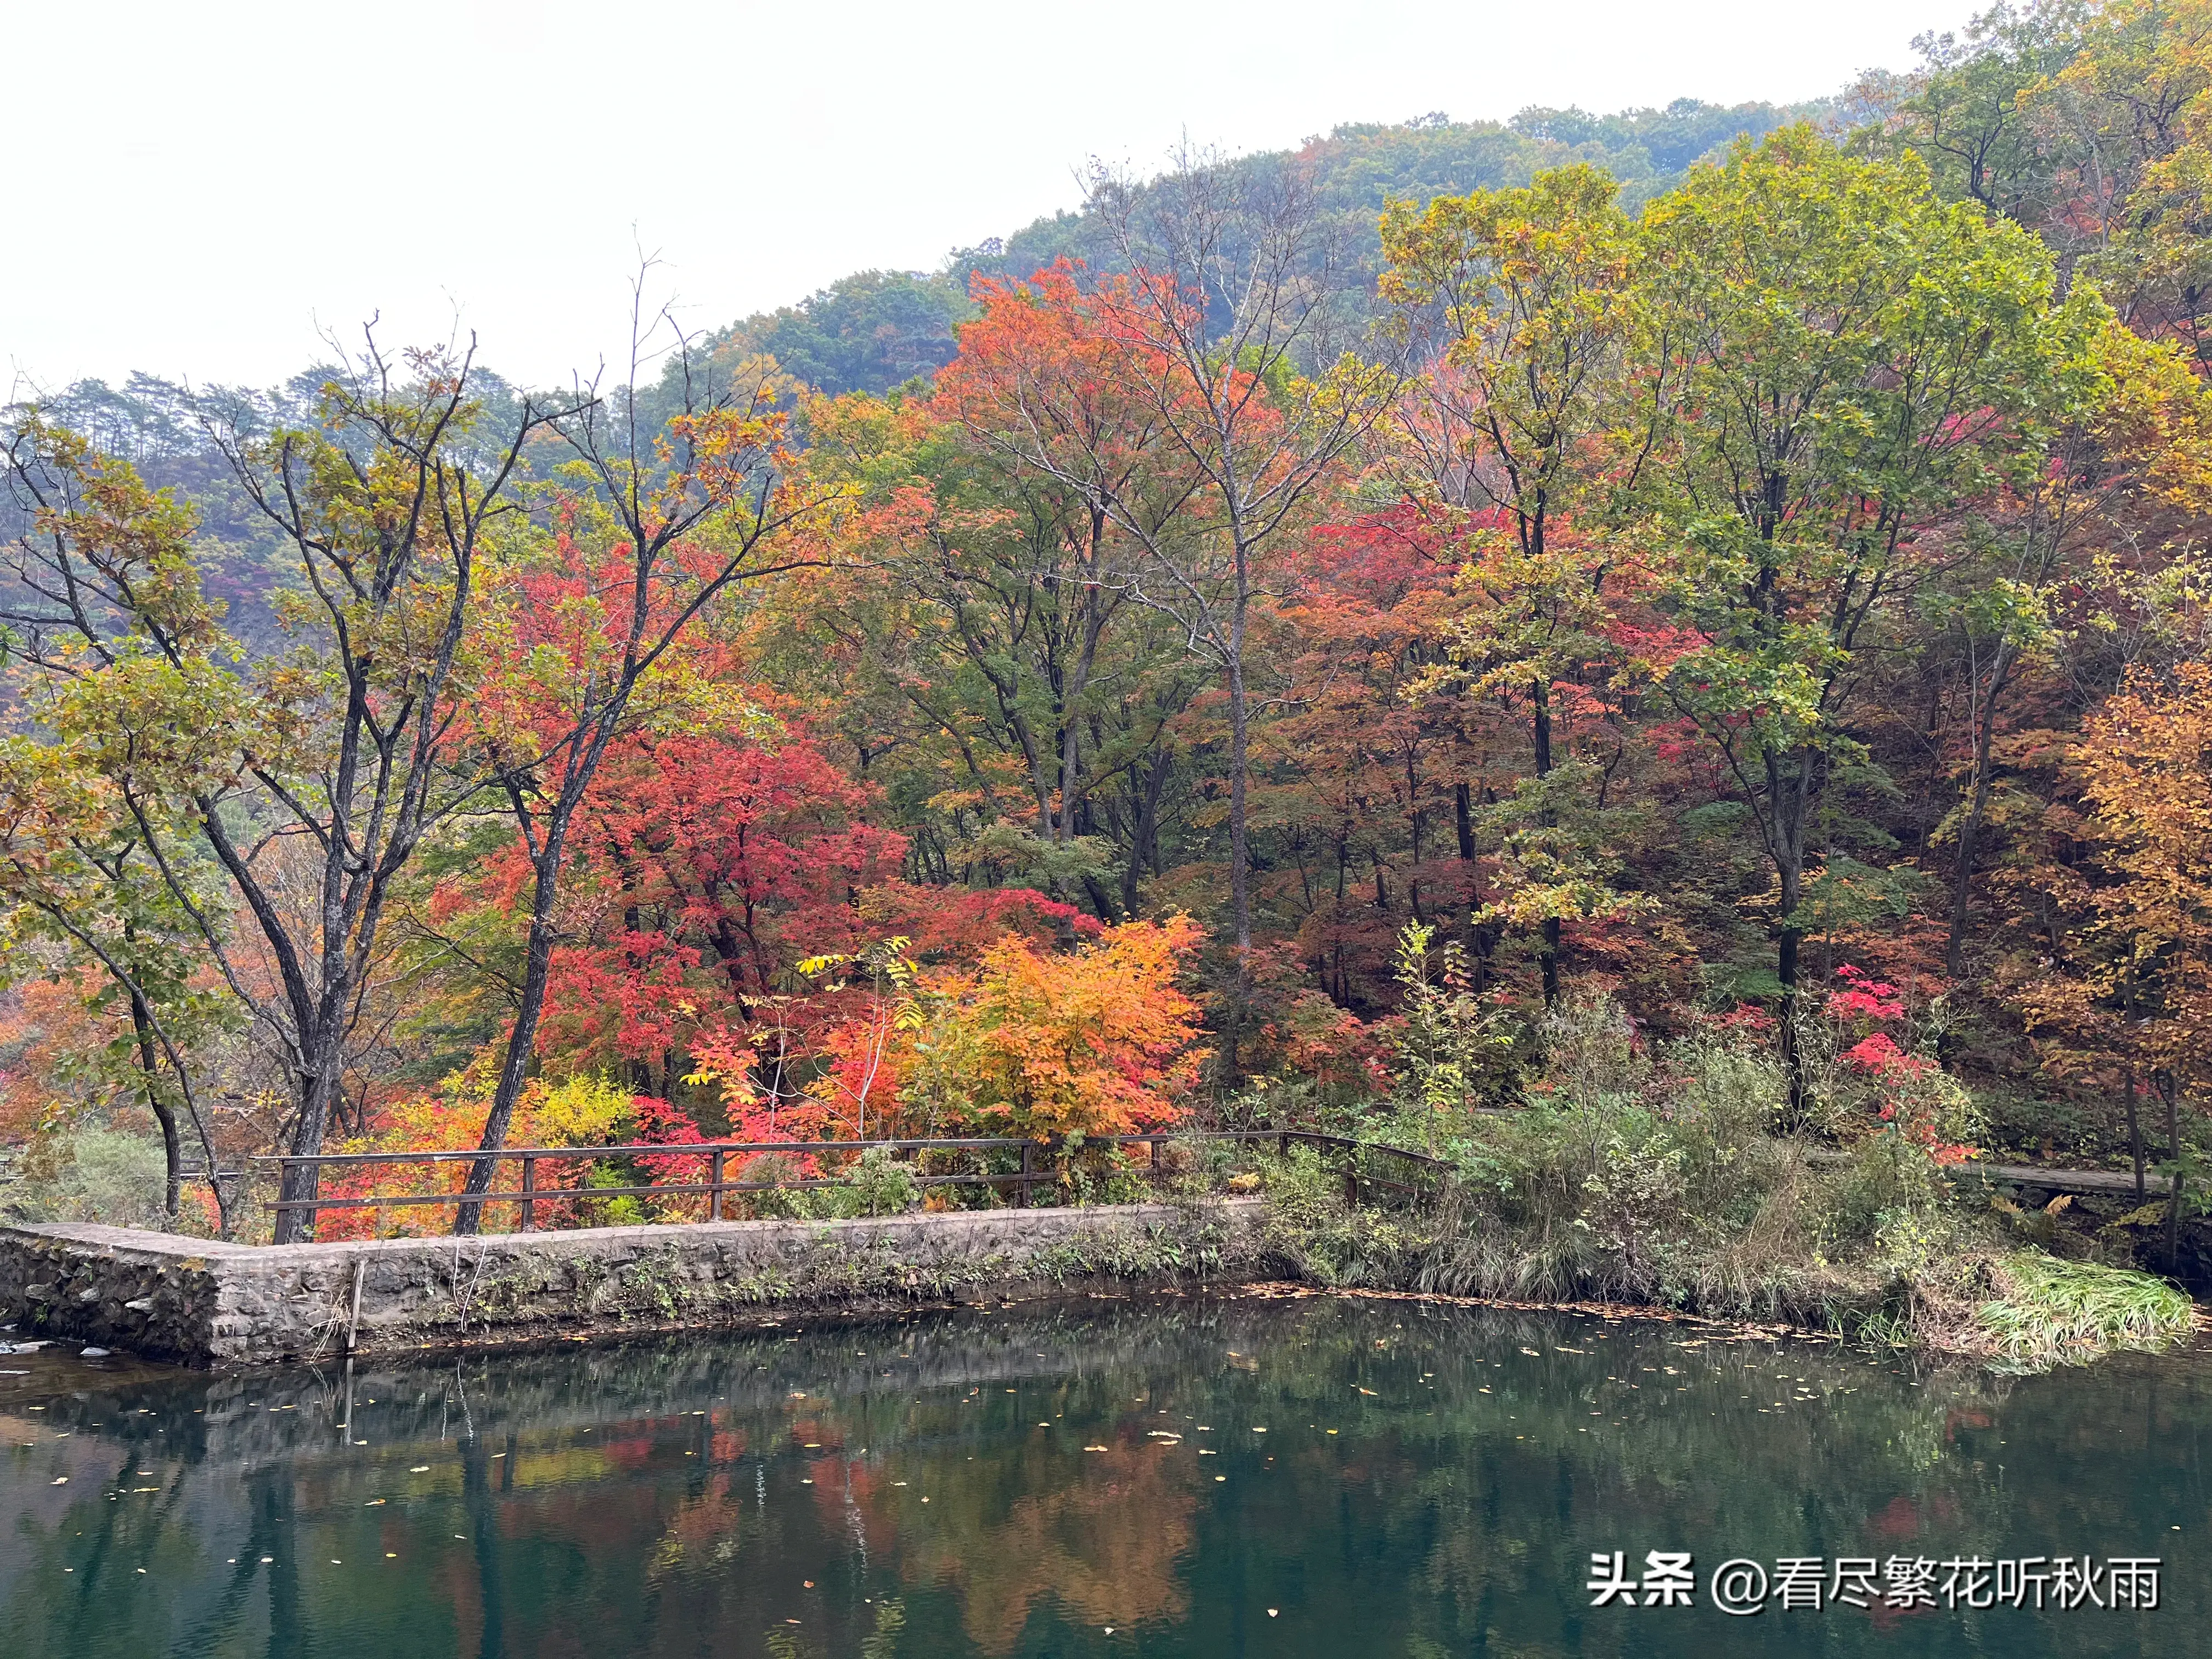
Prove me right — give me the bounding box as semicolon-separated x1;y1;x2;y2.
1;3;2207;1357
1243;930;2196;1366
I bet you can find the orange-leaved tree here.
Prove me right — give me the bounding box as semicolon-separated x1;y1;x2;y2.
2021;660;2212;1260
832;916;1208;1140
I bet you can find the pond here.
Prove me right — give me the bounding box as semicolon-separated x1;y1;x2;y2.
1;1290;2205;1657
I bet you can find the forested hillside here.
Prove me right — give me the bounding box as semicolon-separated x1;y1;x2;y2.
4;1;2209;1334
683;98;1832;399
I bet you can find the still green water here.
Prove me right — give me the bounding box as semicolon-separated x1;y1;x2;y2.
1;1291;2204;1657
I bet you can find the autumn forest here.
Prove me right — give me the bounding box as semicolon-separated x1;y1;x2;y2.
4;1;2211;1334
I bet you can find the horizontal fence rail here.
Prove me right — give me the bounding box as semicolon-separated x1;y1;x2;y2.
256;1129;1456;1235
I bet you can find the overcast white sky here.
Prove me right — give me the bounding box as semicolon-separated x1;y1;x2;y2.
5;0;1984;394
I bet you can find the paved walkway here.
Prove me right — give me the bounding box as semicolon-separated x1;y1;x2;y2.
1965;1161;2169;1198
1802;1150;2170;1197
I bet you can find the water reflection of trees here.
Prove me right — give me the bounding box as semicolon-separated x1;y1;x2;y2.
0;1298;2206;1657
900;1441;1197;1651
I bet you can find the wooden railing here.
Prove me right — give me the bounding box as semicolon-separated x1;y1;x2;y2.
257;1128;1456;1235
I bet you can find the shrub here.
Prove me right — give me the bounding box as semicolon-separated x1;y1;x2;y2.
738;1146;922;1220
864;917;1209;1138
3;1124;172;1231
1259;1144;1426;1286
841;1145;921;1217
1380;924;1522;1141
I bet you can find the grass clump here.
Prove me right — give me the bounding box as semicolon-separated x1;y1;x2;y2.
1966;1250;2195;1372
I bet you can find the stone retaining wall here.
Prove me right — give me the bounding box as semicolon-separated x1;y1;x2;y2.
0;1201;1268;1366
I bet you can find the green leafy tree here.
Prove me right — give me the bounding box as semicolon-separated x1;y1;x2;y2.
1381;165;1646;1001
1632;128;2107;1110
0;741;240;1226
4;345;563;1240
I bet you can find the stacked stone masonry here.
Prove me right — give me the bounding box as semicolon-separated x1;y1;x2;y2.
0;1201;1266;1366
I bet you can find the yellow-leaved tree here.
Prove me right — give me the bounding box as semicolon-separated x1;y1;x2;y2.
2021;661;2212;1263
885;917;1208;1139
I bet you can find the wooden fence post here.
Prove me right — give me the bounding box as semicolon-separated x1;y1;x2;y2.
518;1155;537;1233
1017;1141;1032;1207
709;1148;726;1222
343;1257;365;1355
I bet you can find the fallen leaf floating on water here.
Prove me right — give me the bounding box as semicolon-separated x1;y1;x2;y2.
1085;1444;1111;1452
1357;1387;1378;1396
1519;1348;1540;1357
1268;1610;1279;1618
50;1477;65;1486
410;1466;429;1473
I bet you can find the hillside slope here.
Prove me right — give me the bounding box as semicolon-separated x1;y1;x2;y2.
699;98;1834;398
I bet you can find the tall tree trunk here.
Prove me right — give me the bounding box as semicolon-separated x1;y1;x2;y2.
1776;916;1804;1125
1532;680;1559;1006
1768;742;1816;1126
275;1041;346;1243
1227;579;1252;956
1080;872;1118;922
128;992;181;1224
456;808;574;1235
1124;751;1170;915
2126;1065;2145;1205
1223;646;1251;1080
1454;780;1480;978
1945;642;2013;981
2164;1077;2186;1275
